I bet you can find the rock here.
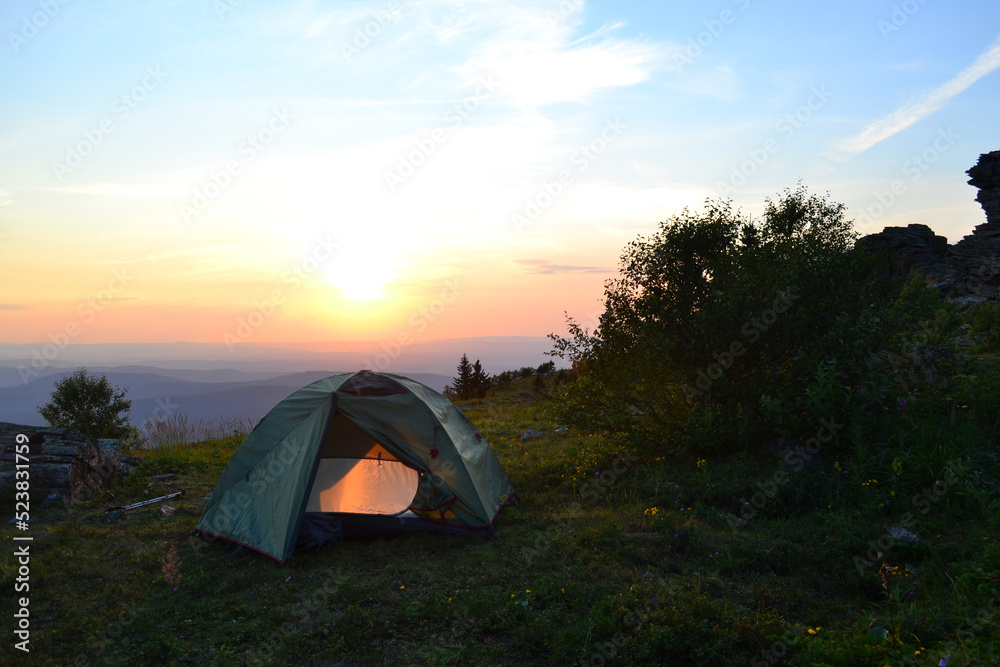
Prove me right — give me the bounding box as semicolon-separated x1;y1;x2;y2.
967;150;1000;228
520;429;545;441
857;150;1000;299
159;505;176;516
855;224;951;280
0;422;121;501
948;151;1000;297
553;427;570;434
889;526;919;543
120;455;142;476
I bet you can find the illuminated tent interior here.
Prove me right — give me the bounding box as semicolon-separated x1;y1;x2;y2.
304;411;419;515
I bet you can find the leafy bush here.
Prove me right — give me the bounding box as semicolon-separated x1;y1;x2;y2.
967;299;1000;351
549;186;961;455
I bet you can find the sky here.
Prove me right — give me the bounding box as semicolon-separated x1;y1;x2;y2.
1;0;999;351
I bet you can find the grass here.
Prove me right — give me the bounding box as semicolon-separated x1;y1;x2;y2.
2;373;999;666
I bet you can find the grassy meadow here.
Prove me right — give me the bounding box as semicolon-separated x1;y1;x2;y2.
2;364;999;666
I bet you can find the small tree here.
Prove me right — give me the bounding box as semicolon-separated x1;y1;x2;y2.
452;354;474;400
38;368;136;441
471;360;490;398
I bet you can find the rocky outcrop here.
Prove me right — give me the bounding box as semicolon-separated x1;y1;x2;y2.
854;223;951;280
967;150;1000;228
0;422;122;500
947;151;1000;297
857;150;1000;299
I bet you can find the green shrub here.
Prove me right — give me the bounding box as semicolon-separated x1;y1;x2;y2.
549;186;951;456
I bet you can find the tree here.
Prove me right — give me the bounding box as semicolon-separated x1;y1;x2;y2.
452;354;492;400
471;359;490;399
38;368;136;441
452;354;474;400
550;185;948;452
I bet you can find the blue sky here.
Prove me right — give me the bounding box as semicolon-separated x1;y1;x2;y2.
1;0;999;345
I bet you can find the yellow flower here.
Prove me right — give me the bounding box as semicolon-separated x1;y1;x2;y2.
892;458;903;476
400;585;405;590
807;628;816;635
526;589;531;593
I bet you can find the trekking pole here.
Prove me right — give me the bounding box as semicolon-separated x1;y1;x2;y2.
104;490;185;519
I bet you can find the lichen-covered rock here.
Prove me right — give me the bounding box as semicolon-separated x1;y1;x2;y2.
0;422;121;500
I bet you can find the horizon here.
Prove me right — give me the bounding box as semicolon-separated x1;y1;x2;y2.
2;1;1000;350
0;336;557;388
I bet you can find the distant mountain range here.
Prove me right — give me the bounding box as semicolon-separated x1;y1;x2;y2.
0;336;553;428
0;366;452;427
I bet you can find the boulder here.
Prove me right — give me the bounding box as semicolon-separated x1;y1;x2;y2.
0;422;122;500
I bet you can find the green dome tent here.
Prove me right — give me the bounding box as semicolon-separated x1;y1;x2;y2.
195;370;515;562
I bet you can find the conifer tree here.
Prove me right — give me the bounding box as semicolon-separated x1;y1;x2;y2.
471;359;490;398
453;353;474;400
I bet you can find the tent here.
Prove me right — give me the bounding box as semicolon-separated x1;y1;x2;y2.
195;370;515;562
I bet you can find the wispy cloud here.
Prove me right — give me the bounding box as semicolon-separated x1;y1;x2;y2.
0;304;27;311
835;33;1000;159
423;2;662;107
515;259;611;274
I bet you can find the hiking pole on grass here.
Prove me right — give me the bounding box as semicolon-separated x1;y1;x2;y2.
104;490;186;520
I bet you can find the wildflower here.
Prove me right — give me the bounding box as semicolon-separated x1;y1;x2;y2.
834;461;842;472
892;458;903;476
807;628;817;635
697;458;706;468
400;585;405;590
526;589;531;593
